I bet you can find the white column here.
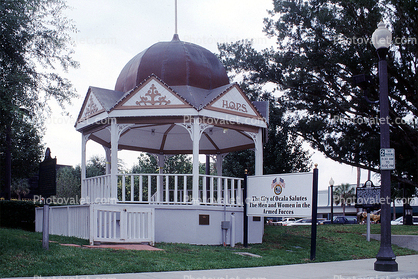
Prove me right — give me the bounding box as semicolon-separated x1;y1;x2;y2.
158;154;165;202
192;117;200;204
216;154;223;176
103;146;111;175
158;154;165;173
255;128;263;175
81;133;88;203
110;118;119;200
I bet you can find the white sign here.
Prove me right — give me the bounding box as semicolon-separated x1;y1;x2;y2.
247;173;313;217
380;148;395;170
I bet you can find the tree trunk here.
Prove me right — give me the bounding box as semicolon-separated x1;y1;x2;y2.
392;201;396;220
3;123;12;200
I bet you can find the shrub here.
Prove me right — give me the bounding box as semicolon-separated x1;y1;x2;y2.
0;200;41;231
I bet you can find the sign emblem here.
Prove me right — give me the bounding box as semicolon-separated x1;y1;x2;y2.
272;177;285;195
274;185;282;195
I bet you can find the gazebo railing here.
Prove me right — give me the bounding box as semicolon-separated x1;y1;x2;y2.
117;173;243;206
83;174;113;204
82;173;244;206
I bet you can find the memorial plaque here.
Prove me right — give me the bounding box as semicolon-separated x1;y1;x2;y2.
38;148;57;198
247;173;313;217
355;187;381;210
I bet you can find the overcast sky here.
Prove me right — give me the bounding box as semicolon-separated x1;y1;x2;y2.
43;0;379;190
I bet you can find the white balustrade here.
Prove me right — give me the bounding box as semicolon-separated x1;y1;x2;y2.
82;173;243;206
82;174;112;204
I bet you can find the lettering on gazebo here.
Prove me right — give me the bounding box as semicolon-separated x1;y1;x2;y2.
222;100;248;113
136;84;171;106
208;85;260;117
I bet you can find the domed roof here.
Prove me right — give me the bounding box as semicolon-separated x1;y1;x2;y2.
115;34;229;92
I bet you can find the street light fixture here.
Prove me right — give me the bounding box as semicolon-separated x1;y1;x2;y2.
329;177;334;224
371;20;398;272
372;22;392;50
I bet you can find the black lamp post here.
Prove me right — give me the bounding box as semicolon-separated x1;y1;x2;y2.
372;21;398;272
329;178;334;224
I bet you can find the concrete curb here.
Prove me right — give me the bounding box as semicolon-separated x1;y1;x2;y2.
367;234;418;251
4;255;418;279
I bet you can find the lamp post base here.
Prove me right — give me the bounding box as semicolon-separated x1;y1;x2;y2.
374;259;398;272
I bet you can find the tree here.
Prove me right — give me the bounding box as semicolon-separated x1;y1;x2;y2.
333;183;356;216
56;166;80;200
129;153;194;201
131;153;193;174
218;0;417;193
86;156;107;178
223;99;311;177
131;153;158;174
0;0;78;199
11;178;30;200
0;114;43;198
55;156;116;203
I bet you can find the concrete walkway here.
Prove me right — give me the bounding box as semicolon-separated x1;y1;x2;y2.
5;255;418;279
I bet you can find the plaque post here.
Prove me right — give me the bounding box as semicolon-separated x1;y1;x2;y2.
42;203;49;250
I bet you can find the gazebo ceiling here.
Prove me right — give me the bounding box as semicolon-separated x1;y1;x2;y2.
88;122;257;155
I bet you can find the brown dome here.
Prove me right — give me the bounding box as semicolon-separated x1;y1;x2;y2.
115;34;229;92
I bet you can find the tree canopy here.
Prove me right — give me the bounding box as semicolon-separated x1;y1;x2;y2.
1;0;78;197
218;0;417;192
222;96;312;177
132;154;194;175
333;183;356;216
1;0;78;122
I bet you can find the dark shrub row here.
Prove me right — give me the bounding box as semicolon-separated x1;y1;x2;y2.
0;200;42;231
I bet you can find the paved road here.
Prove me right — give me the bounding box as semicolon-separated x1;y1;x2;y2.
4;255;418;279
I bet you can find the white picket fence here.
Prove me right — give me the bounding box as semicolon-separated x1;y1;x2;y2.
82;173;244;206
93;205;154;244
35;204;155;245
35;205;90;239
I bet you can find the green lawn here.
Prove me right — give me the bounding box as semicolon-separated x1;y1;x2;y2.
1;224;417;278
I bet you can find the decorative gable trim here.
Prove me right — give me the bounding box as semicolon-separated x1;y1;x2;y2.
113;75;192;110
76;88;106;123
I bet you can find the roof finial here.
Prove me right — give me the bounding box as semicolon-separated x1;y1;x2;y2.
172;0;180;41
175;0;178;35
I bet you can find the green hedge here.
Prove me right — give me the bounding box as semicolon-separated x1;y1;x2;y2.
0;200;42;231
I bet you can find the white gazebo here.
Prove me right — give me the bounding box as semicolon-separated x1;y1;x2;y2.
37;34;268;245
